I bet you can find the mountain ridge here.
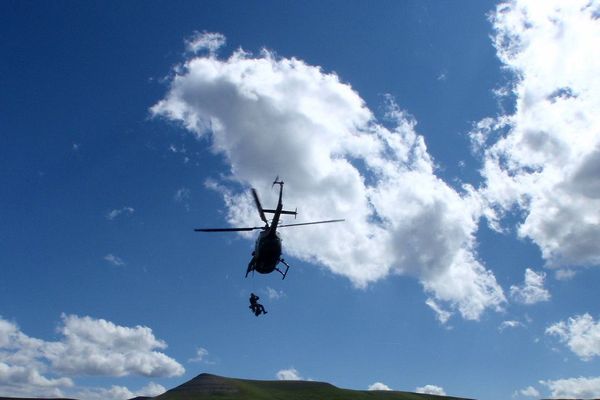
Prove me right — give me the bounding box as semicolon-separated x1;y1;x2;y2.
155;373;472;400
0;373;476;400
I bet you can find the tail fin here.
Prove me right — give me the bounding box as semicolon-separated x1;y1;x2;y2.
272;176;284;187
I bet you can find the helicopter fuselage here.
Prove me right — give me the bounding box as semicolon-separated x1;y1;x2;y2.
252;230;282;274
196;177;343;281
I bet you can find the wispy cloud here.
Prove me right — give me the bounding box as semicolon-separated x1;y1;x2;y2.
189;347;208;362
174;187;190;202
499;320;524;332
555;269;576;281
174;187;191;210
185;31;225;55
104;254;125;266
265;287;284;300
425;298;452;324
188;347;214;364
106;207;134;221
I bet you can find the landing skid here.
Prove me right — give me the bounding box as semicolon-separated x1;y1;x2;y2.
276;259;291;280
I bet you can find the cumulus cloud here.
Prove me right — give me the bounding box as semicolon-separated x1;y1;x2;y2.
0;314;182;398
415;384;446;395
106;207;135;221
104;254;125;266
472;0;600;271
48;314;184;377
0;317;73;397
368;382;391;391
510;268;550;304
72;382;166;400
276;367;302;381
152;38;505;321
517;385;540;397
546;313;600;361
541;376;600;399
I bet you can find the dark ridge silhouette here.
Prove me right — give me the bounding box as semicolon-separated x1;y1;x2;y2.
164;373;240;396
155;373;473;400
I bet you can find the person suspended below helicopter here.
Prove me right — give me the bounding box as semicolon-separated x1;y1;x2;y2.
249;292;267;316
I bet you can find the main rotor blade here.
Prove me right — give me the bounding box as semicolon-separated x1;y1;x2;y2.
194;226;263;232
251;188;268;225
278;219;345;228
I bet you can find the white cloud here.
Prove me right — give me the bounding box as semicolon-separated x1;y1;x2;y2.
72;382;166;400
0;362;73;398
265;287;284;300
510;268;550;304
415;384;446;395
48;314;185;377
0;314;182;398
174;187;192;210
541;376;600;399
425;298;452;325
139;382;167;396
152;39;505;321
174;187;191;202
499;320;523;332
185;31;226;55
517;386;540;397
106;207;135;221
189;347;209;363
276;367;302;381
0;317;73;398
368;382;391;391
472;0;600;271
554;269;576;281
104;254;125;266
546;313;600;361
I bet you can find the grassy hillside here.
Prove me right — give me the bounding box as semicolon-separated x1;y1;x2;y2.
155;373;472;400
0;374;474;400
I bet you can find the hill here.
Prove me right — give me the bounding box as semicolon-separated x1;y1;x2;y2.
155;373;472;400
0;373;473;400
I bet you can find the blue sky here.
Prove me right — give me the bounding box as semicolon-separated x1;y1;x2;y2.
2;1;600;399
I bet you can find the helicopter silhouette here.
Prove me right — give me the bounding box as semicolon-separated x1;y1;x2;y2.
195;177;344;279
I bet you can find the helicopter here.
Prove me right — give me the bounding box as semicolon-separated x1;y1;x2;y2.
195;177;344;279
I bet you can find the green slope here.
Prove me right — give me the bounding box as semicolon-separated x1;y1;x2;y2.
155;374;473;400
